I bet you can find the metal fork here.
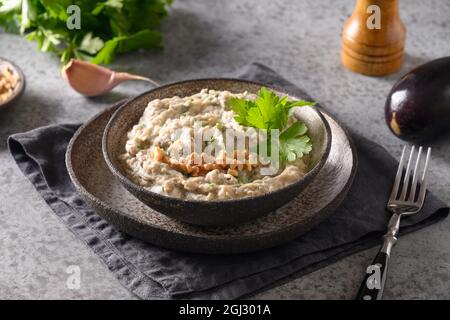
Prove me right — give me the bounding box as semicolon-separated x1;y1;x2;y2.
356;145;431;300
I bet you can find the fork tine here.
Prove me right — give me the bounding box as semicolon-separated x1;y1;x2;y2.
408;146;423;202
389;146;407;201
416;147;431;207
399;146;415;201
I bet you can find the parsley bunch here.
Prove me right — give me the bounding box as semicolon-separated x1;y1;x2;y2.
0;0;172;64
230;87;314;162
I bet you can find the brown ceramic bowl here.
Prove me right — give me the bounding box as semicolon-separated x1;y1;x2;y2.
0;58;25;111
103;79;331;226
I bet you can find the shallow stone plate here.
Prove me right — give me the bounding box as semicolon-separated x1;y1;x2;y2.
66;103;357;254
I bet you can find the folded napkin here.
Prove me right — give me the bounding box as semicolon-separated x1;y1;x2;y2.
8;63;449;299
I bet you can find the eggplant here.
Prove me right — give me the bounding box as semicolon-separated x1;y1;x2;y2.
385;56;450;142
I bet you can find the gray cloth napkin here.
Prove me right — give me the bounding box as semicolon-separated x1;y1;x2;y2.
8;63;449;299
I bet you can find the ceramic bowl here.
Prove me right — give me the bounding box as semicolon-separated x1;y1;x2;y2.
103;79;331;226
0;57;25;111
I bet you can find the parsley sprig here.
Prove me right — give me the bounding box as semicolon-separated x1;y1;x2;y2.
0;0;172;64
230;87;315;162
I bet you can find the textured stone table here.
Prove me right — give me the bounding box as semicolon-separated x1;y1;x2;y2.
0;0;449;299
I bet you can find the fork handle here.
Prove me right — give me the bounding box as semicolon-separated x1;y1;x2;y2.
356;249;390;300
356;214;400;300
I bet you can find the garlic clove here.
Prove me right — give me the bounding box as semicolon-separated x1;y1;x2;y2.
61;59;158;97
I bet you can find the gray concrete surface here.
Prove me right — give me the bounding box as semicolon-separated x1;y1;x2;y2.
0;0;449;299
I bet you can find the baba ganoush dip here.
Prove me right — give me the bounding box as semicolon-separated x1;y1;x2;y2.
121;89;307;201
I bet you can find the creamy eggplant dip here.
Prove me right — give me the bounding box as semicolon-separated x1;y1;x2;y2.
121;89;309;200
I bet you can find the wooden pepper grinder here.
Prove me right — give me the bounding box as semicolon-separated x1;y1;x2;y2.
341;0;406;76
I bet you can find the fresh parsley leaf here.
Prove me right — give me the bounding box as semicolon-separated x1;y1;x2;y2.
280;121;308;140
279;122;312;162
117;29;162;53
246;106;268;129
255;86;279;127
231;87;314;130
230;87;315;163
39;0;70;20
230;97;253;126
285;100;316;109
280;134;312;162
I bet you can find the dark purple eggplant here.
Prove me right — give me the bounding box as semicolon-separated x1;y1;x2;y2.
385;57;450;142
